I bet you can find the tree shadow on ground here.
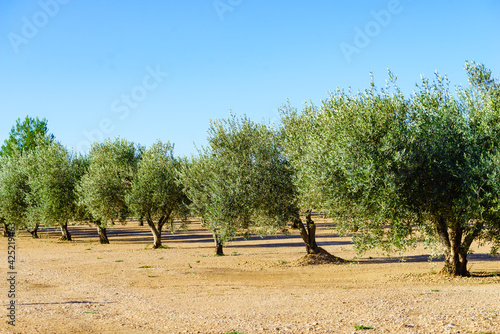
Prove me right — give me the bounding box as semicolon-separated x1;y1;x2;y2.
11;225;500;266
14;225;350;248
227;233;352;249
356;253;500;264
15;225;214;244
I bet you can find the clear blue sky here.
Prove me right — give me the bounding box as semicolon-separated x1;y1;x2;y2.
1;0;499;156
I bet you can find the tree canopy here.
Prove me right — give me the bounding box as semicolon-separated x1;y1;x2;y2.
127;140;189;248
0;152;29;234
23;137;77;240
77;138;140;243
0;116;54;158
281;61;500;276
180;115;298;255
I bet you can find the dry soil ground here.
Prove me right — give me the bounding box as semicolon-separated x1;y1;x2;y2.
1;219;499;334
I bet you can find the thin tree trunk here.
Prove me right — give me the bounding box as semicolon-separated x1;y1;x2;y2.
294;210;321;254
3;219;15;237
96;223;109;244
28;223;39;239
213;230;224;256
147;210;172;249
147;217;163;249
6;223;15;238
59;222;72;241
138;216;144;226
436;217;469;276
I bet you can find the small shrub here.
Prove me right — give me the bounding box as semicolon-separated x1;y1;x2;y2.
354;325;373;330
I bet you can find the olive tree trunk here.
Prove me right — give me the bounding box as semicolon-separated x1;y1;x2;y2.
96;222;109;244
146;211;172;249
436;218;482;277
213;230;224;256
148;222;163;248
59;222;72;241
293;210;321;254
146;217;166;249
2;221;8;237
28;223;40;239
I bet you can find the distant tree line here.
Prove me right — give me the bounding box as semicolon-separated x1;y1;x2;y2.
1;61;499;277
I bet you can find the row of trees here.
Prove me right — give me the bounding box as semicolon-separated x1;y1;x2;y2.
0;126;189;249
280;61;500;276
1;61;499;276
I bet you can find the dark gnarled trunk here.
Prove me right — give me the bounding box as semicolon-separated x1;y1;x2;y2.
60;223;72;241
96;223;109;244
213;230;224;256
294;210;321;255
436;217;470;277
28;223;40;239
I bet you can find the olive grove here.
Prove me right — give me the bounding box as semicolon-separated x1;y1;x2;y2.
1;63;499;277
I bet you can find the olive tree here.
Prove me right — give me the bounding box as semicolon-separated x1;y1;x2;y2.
0;153;30;236
23;137;77;240
281;62;500;276
398;62;500;275
127;140;189;248
77;138;139;244
180;115;317;256
0;116;55;237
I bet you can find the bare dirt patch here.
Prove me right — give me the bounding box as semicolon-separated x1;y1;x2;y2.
1;220;499;333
